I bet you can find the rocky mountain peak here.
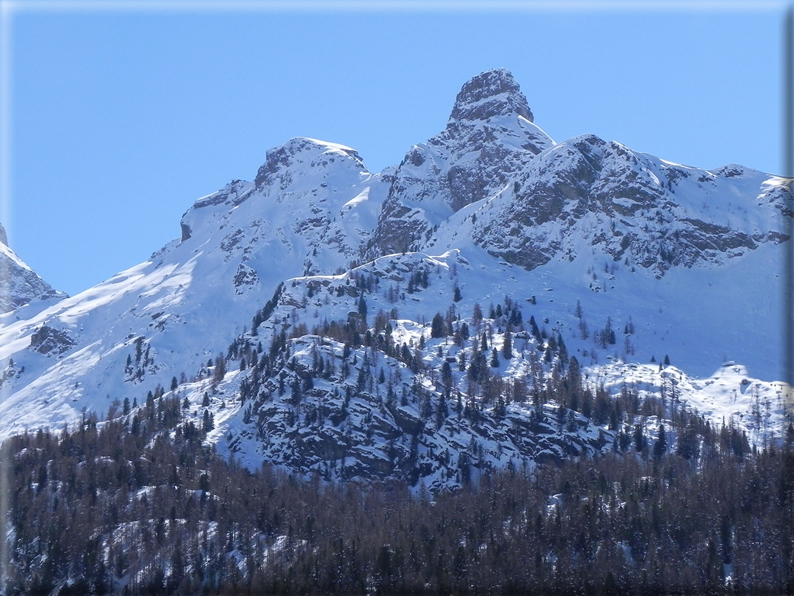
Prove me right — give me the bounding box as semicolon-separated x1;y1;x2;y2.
254;137;367;189
369;69;550;258
0;223;7;246
449;68;533;123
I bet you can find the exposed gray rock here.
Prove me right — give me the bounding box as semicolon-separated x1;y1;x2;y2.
29;325;75;356
0;227;67;313
471;134;792;276
369;69;553;258
233;263;259;294
449;67;534;123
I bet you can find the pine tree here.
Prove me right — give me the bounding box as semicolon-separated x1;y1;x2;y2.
568;356;581;389
654;424;667;460
502;328;513;359
213;355;226;383
441;361;453;388
431;313;445;338
530;316;541;343
472;303;483;324
634;423;646;452
557;335;568;364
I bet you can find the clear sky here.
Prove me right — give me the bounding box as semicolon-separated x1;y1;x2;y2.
1;1;788;296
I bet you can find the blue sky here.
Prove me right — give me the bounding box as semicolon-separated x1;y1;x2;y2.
1;2;788;296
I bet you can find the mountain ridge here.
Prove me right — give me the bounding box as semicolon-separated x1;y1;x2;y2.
0;69;789;489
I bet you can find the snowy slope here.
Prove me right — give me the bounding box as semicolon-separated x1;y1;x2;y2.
0;139;387;437
0;69;789;484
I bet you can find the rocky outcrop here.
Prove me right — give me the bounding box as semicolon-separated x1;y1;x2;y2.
0;225;66;313
254;138;367;191
449;68;534;123
470;134;791;276
368;69;554;257
29;325;75;355
365;70;790;278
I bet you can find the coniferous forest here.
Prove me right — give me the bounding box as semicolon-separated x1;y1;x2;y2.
2;391;793;595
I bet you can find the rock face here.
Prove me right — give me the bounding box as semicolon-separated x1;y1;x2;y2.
449;68;534;122
368;69;789;279
180;138;388;277
29;325;75;355
468;135;791;276
368;69;554;257
0;224;66;313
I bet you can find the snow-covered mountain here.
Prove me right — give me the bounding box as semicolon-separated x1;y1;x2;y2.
0;137;386;436
0;69;789;489
0;223;66;314
369;69;554;256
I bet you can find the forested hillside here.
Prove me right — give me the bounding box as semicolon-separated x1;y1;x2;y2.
3;382;792;594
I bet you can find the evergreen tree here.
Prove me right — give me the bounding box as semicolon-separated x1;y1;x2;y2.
502;328;513;359
213;355;226;383
653;424;667;460
441;361;453;389
472;302;483;324
634;423;646;452
568;356;581;389
431;313;445;338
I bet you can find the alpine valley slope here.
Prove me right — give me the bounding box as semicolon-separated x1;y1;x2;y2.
0;69;790;488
